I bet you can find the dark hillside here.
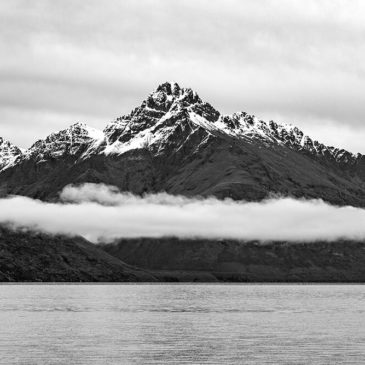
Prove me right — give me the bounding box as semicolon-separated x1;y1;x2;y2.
0;227;157;282
102;237;365;282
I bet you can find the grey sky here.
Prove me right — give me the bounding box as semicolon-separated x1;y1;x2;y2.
1;0;365;153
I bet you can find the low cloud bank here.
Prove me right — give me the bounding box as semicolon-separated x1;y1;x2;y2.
0;183;365;243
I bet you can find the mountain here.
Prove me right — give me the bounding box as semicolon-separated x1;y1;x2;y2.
102;237;365;282
2;81;365;206
25;122;105;162
3;83;365;283
3;220;365;283
0;137;23;172
0;226;157;282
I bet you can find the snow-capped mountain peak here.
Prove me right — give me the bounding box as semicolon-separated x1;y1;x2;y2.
1;83;362;170
25;122;105;162
103;82;219;153
0;137;24;172
95;83;362;163
209;112;357;163
149;81;202;109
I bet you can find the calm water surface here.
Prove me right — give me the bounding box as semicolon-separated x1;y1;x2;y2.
0;284;364;364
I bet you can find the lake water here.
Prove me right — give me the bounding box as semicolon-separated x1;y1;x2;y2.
0;285;364;364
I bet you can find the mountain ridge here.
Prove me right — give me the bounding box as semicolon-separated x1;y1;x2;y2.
1;81;365;207
1;81;362;169
0;137;24;172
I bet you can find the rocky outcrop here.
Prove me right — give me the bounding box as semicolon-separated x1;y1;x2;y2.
0;137;23;172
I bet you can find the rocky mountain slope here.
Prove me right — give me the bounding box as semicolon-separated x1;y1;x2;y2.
2;82;365;206
0;137;23;172
0;226;157;282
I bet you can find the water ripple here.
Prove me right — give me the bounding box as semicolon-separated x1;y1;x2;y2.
0;284;364;364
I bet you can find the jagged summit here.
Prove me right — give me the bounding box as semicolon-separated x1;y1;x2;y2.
0;82;362;172
155;81;181;94
103;82;219;154
0;137;23;172
2;82;365;207
102;82;360;163
151;81;202;108
104;81;359;163
24;122;105;162
214;113;358;163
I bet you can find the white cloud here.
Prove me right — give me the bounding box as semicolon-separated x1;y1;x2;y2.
1;183;365;243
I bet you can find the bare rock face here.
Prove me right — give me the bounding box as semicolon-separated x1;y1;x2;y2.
1;81;365;206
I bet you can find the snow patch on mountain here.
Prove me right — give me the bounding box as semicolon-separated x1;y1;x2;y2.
213;112;358;163
0;137;24;172
24;122;105;162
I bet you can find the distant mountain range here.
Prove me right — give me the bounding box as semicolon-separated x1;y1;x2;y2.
1;81;365;206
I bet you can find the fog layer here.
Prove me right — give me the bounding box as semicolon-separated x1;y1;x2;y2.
0;183;364;243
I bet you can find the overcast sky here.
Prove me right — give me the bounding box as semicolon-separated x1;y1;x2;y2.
1;0;365;153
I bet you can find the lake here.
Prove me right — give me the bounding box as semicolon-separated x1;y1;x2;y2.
0;284;364;364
